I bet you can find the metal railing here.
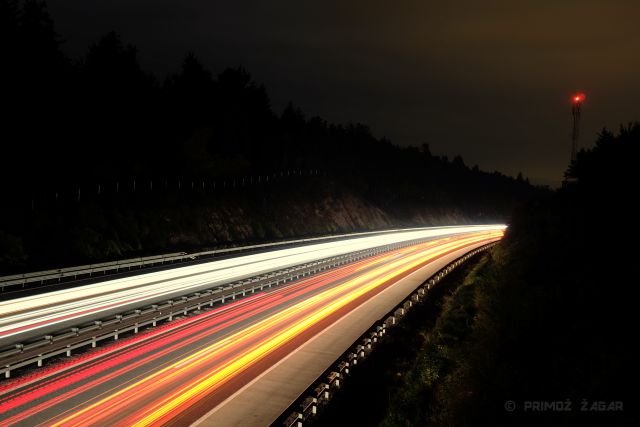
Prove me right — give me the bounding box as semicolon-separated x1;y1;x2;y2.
0;238;433;379
278;243;498;426
0;252;189;290
0;226;447;291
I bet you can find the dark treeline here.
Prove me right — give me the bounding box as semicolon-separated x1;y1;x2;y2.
378;124;639;426
1;0;537;272
1;0;531;196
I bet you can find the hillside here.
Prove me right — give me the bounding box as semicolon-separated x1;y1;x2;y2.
0;1;537;273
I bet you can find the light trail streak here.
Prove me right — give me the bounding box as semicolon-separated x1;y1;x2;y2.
0;225;505;346
0;228;503;427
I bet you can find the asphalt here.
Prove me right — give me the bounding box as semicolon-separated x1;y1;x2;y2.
0;233;502;426
187;241;497;426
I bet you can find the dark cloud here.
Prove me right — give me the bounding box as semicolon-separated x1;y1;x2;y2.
48;0;640;186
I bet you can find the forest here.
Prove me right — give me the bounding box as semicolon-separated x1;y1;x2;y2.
1;0;537;273
379;124;638;426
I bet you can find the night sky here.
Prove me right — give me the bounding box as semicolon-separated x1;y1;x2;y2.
48;0;640;186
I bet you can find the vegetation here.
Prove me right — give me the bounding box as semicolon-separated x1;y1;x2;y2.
312;256;482;426
380;257;490;427
379;124;638;426
0;0;537;273
2;1;635;424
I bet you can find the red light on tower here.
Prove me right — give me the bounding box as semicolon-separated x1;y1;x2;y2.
570;92;586;163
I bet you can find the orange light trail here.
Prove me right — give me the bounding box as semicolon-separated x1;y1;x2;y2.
0;229;503;427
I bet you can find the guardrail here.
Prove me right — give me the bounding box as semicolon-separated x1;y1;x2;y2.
0;252;190;290
0;227;446;292
0;237;436;379
278;242;498;426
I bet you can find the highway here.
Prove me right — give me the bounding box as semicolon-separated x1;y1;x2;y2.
0;225;501;347
0;226;504;426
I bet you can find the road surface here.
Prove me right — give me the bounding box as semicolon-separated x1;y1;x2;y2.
0;227;504;426
0;226;502;347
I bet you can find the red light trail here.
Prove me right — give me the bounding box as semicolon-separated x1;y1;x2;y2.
0;230;503;427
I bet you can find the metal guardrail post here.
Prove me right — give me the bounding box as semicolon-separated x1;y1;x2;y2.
2;227;490;291
276;242;501;426
0;239;498;381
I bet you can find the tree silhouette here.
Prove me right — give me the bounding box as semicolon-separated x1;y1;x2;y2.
165;52;215;129
18;0;65;74
566;122;639;191
0;0;542;273
74;31;158;178
2;0;68;190
1;0;21;111
0;0;19;50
